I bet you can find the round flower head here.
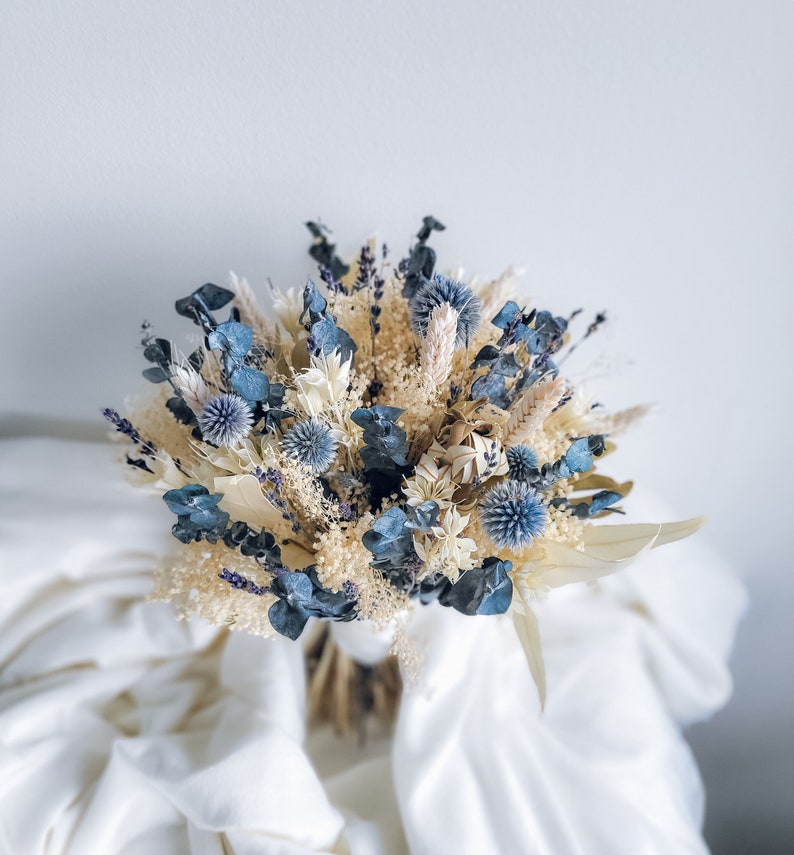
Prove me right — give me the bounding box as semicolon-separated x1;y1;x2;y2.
410;274;482;348
282;418;338;473
480;479;547;550
198;393;254;447
506;445;538;482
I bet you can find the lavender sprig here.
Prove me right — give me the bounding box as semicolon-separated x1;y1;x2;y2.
102;408;157;456
218;568;270;596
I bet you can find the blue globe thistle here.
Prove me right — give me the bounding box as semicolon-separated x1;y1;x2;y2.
282;418;338;473
410;274;482;348
479;480;547;550
198;393;254;447
506;445;539;481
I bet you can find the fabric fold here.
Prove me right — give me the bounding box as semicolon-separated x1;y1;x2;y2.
0;438;744;854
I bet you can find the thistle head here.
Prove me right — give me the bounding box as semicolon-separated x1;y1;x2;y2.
506;445;539;482
410;274;481;349
479;479;547;550
198;393;254;447
282;418;338;474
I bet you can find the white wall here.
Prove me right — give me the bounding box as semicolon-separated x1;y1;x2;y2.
2;3;792;850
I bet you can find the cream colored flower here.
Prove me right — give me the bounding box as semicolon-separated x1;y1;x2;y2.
403;454;456;509
415;507;478;581
192;434;278;476
272;285;304;344
443;432;508;485
327;410;363;454
295;350;352;417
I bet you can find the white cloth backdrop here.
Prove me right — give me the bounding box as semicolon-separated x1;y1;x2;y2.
0;438;745;854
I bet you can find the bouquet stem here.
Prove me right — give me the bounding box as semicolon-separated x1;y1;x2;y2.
304;623;402;738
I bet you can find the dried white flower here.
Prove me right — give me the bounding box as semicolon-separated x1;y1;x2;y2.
415;507;478;581
295;350;352;417
403;454;456;509
171;363;211;413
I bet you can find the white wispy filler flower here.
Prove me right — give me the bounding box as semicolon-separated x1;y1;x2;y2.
107;216;702;707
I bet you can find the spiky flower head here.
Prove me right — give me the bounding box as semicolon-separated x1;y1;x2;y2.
480;479;547;550
198;393;254;447
506;445;539;481
282;418;338;473
410;274;482;348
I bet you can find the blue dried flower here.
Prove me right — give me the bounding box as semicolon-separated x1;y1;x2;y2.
282;418;338;473
410;274;482;348
198;393;254;446
506;445;539;481
480;480;547;550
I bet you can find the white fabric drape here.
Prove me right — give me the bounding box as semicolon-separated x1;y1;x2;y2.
0;438;745;854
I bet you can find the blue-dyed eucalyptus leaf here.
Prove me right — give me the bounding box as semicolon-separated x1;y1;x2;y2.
190;493;223;511
406;501;440;531
471;344;500;368
303;568;356;620
564;438;594;473
362;507;415;569
194;283;235;311
268;598;311;640
231;366;269;401
439;557;514;616
208;321;253;357
300;279;328;323
351;406;404;427
363;507;408;551
188;348;205;370
163;484;210;515
188;506;229;529
491;301;521;329
588;490;622;515
309;317;339;354
270;570;314;605
142;365;170;383
334;327;358;363
166;396;197;426
143;339;171;364
471;372;508;408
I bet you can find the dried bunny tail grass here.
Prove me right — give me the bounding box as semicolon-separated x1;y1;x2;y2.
150;540;277;637
228;271;277;345
420;303;458;387
503;374;568;447
171;363;211;413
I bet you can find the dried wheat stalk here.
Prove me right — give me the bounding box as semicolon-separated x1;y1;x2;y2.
503;374;567;447
420;303;458;388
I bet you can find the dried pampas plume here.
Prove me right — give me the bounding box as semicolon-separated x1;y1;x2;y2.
503;374;568;447
420;303;458;388
591;404;653;436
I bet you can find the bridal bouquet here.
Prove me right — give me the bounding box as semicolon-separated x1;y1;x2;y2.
105;217;699;706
